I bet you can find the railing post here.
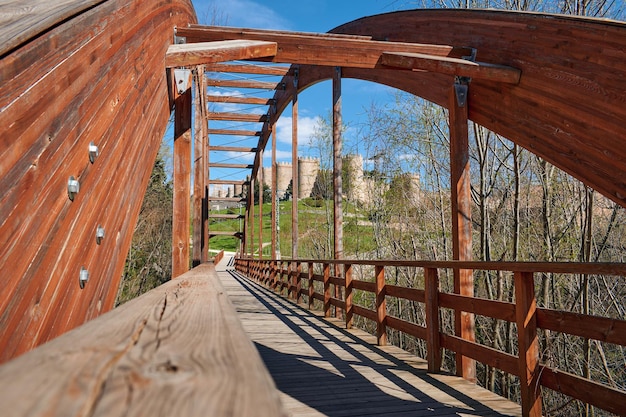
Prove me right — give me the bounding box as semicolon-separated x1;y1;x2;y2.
375;265;387;346
270;260;277;290
425;267;441;373
515;271;542;417
345;263;353;329
296;262;302;303
323;263;331;317
308;262;314;310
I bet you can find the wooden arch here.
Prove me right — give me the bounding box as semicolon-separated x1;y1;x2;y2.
263;10;626;209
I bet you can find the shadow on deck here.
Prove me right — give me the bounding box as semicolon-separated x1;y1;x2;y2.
217;262;521;417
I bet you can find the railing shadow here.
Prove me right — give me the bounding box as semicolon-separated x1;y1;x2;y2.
226;269;519;416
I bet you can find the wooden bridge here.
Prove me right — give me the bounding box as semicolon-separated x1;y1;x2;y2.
1;1;626;416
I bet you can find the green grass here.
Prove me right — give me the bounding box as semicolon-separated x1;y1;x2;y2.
207;199;376;258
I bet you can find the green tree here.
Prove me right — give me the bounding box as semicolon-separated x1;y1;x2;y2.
116;148;173;305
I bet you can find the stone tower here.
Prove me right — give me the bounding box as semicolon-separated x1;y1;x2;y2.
343;154;365;203
276;162;292;199
297;157;319;199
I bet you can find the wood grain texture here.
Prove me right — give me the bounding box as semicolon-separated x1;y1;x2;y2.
222;265;521;417
0;0;104;56
380;51;521;84
0;0;196;363
165;40;277;68
0;264;286;417
329;10;626;208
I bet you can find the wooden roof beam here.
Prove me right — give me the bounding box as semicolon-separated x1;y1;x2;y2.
208;112;268;122
165;40;277;68
206;78;284;90
381;52;521;84
206;95;275;105
176;26;473;68
210;163;254;169
205;63;290;75
208;179;249;185
208;197;247;202
209;145;258;152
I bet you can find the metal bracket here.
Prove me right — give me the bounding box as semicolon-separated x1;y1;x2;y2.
292;66;299;88
174;68;191;94
454;76;470;108
174;27;186;45
462;47;477;62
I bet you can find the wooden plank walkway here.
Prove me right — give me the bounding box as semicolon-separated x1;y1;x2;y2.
216;260;522;417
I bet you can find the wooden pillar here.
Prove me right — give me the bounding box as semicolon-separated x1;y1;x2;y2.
308;262;315;310
375;265;387;346
425;267;442;373
515;271;542;417
249;179;255;258
332;67;344;264
333;67;344;319
172;72;192;278
450;80;476;382
271;128;277;259
295;261;302;303
291;93;299;259
258;150;264;260
192;65;206;267
201;71;209;263
344;263;353;329
323;263;331;318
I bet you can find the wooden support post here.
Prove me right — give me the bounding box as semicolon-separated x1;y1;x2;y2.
345;263;353;329
515;271;542;417
308;262;315;310
192;66;205;267
425;267;442;373
449;81;476;382
258;150;264;260
271;128;277;259
200;66;209;263
295;262;302;303
333;67;344;320
172;73;192;278
291;93;298;259
323;263;331;318
248;178;255;258
375;265;387;346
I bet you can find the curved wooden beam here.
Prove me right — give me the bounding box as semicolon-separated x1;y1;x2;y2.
266;10;626;208
0;0;196;362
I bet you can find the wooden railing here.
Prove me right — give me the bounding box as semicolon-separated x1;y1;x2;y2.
235;258;626;417
0;263;285;417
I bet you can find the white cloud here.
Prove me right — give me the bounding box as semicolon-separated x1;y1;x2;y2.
275;115;321;146
194;0;292;30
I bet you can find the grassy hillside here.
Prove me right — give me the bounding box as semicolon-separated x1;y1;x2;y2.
207;198;376;258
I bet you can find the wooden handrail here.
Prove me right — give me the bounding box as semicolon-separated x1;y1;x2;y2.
0;264;285;417
234;257;626;417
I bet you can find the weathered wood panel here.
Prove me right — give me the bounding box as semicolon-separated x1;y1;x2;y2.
0;0;196;363
0;264;286;417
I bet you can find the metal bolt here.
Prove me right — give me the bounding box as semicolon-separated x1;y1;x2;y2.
88;142;99;163
96;226;105;244
79;267;89;289
68;176;80;201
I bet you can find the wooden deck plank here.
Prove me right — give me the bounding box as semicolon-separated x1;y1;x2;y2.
216;260;522;417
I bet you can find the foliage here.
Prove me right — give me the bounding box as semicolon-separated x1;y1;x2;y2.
116;148;173;305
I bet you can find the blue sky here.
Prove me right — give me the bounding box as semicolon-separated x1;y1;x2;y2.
186;0;415;184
